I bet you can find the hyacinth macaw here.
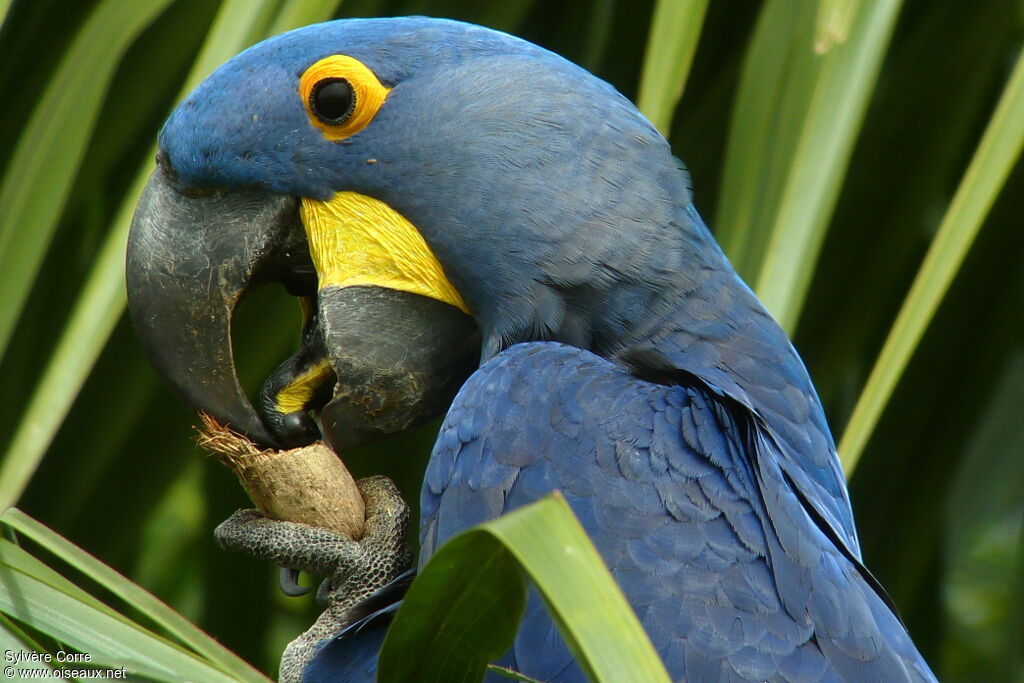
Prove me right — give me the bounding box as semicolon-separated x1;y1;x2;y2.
125;16;936;683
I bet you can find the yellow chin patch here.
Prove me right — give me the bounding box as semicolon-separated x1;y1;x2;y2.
300;192;469;314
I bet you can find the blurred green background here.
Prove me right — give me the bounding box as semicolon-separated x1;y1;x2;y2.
0;0;1021;680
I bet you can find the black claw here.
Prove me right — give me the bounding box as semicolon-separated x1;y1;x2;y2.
279;567;310;597
316;577;332;606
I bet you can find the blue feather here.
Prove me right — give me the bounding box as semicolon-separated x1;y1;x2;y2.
421;343;934;681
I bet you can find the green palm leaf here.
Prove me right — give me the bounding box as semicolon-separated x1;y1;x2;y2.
380;494;671;683
637;0;710;135
715;0;903;331
839;50;1024;473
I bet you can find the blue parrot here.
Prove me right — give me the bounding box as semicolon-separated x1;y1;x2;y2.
124;17;936;682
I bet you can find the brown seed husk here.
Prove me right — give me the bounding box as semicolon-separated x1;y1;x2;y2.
196;413;365;541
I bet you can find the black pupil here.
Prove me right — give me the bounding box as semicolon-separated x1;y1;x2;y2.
312;79;354;123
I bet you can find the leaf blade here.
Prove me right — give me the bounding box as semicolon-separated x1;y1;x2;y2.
379;537;526;682
381;494;670;683
0;541;238;682
753;0;902;330
715;0;903;332
839;49;1024;474
636;0;710;136
267;0;344;36
1;508;269;682
0;0;173;360
0;0;283;512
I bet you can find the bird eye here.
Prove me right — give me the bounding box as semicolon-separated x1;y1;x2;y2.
299;55;390;142
310;78;355;124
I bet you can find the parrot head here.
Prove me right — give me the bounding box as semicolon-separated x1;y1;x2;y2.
126;17;689;450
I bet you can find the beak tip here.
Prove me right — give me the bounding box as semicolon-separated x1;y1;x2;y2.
126;168;299;453
237;421;282;450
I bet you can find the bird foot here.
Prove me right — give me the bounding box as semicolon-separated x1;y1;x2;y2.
214;475;412;682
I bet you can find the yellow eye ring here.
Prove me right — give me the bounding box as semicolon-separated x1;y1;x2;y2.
299;55;390;141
